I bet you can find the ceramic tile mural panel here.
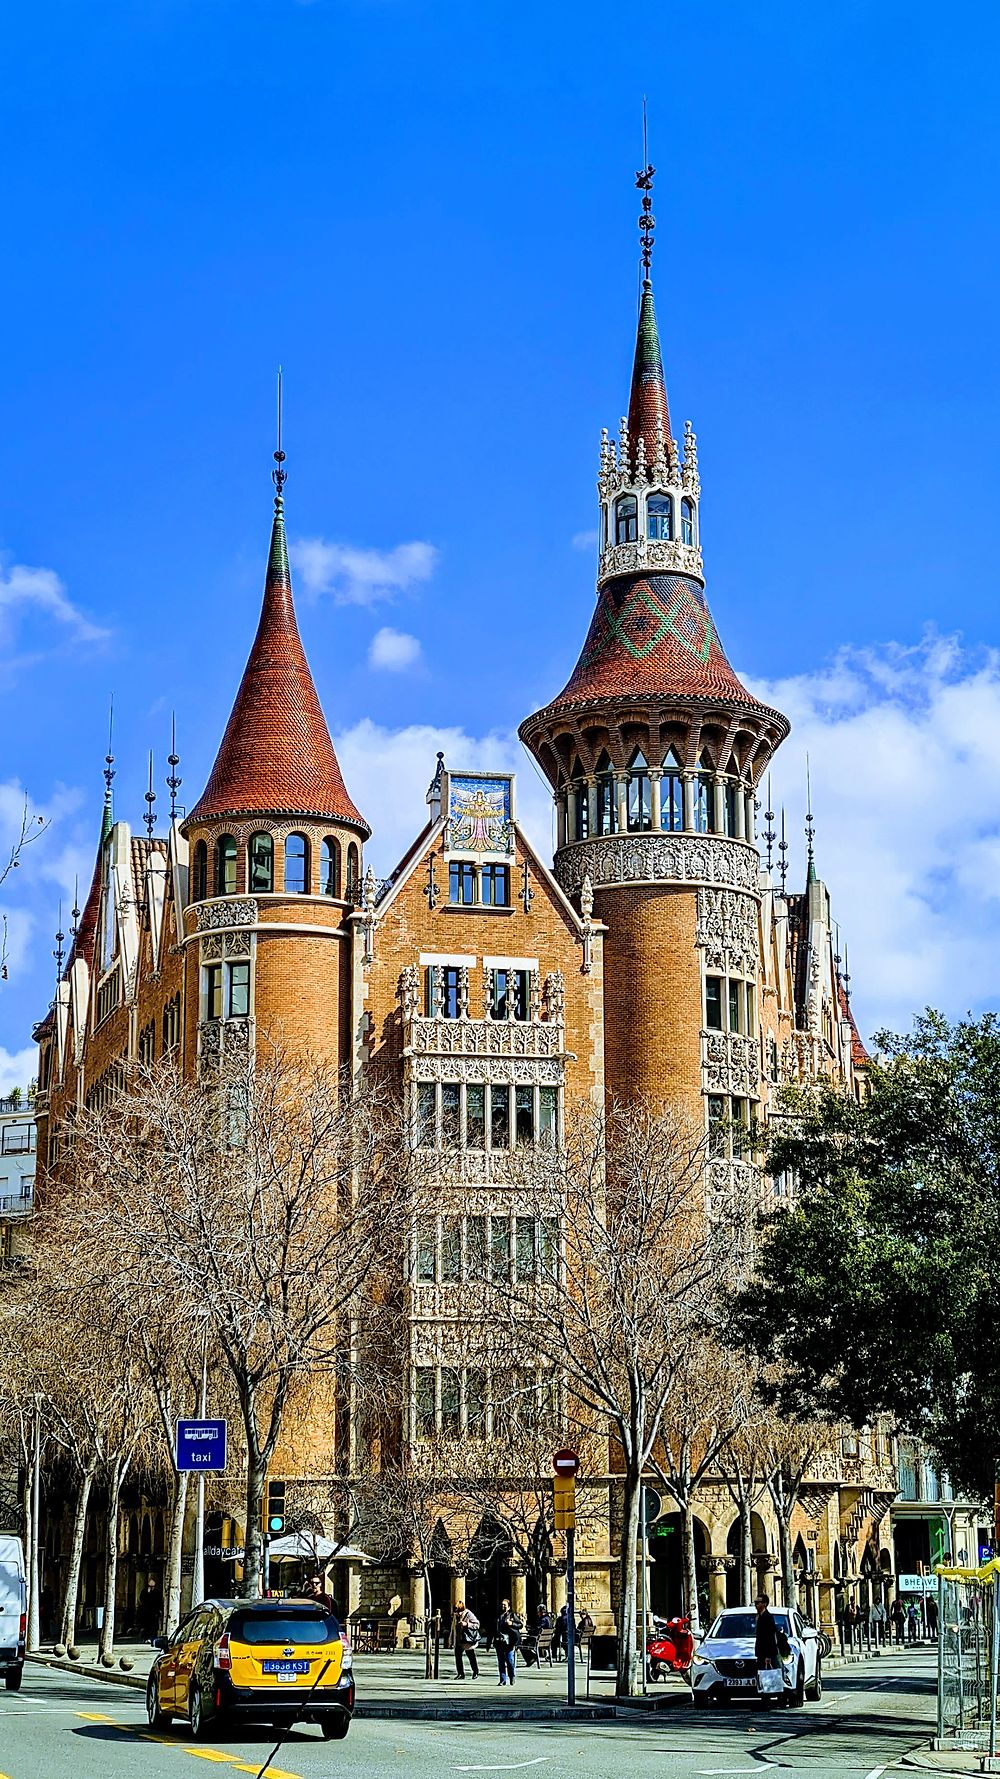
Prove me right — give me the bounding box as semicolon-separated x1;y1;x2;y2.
447;774;511;853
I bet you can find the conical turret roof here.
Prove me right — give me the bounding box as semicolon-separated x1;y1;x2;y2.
185;495;369;835
627;278;672;468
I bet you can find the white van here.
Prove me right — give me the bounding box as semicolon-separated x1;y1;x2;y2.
0;1535;26;1691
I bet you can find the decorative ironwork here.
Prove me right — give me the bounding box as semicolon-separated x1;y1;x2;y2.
423;852;440;912
778;808;788;895
166;711;182;821
763;775;775;873
520;858;533;914
144;750;157;839
272;365;287;498
53;904;65;980
636;101;655;277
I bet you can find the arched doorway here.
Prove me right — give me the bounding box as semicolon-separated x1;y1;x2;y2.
466;1517;513;1637
649;1513;709;1620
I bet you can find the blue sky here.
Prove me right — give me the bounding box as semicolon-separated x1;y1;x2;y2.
4;0;1000;1080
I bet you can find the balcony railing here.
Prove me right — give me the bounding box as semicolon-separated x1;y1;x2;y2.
0;1186;34;1220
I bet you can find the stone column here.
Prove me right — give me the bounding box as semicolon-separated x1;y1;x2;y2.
566;784;578;843
347;1563;361;1619
615;773;629;834
705;1555;730;1622
649;768;663;832
557;793;568;849
734;782;746;840
450;1570;467;1611
551;1568;567;1614
409;1568;426;1625
745;791;755;843
712;778;725;836
587;779;597;836
682;772;694;831
511;1570;528;1620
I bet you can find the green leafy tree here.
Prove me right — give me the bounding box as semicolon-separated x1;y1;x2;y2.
732;1010;1000;1498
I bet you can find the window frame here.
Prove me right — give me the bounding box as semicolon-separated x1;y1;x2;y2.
284;832;310;895
248;831;274;895
215;834;237;897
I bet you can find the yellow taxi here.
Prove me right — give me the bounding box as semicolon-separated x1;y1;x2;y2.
146;1597;354;1741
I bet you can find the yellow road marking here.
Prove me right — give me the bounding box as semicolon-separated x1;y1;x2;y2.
74;1712;303;1777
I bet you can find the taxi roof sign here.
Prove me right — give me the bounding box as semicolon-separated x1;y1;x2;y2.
552;1448;579;1477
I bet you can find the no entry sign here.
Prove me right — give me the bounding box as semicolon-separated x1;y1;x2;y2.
552;1448;579;1477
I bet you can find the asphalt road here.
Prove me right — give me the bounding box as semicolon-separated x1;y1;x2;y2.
0;1650;936;1779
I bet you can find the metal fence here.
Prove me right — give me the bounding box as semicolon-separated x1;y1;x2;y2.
937;1563;1000;1753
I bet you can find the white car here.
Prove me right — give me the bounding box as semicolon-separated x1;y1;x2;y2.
690;1606;823;1706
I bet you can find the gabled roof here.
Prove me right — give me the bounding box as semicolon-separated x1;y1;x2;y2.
185;495;369;835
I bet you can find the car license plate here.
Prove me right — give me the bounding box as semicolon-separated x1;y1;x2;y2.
726;1677;755;1688
263;1660;310;1679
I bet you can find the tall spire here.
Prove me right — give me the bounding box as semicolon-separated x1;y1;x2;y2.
185;388;369;835
101;697;115;844
805;755;817;883
628;122;672;471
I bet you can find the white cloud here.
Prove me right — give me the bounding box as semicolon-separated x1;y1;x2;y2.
289;538;438;607
0;1045;38;1094
368;627;423;672
0;564;109;646
571;529;600;552
331;720;554;880
746;632;1000;1043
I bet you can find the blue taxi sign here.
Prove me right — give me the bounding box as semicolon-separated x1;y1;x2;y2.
175;1418;228;1473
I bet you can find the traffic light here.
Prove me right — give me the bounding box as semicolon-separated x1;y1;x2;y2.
264;1480;286;1537
553;1474;576;1532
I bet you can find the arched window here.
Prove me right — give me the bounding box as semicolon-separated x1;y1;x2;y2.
647;492;673;541
346;843;360;902
284;833;309;895
661;748;684;832
321;836;341;898
626;748;651;832
595;754;617;836
192;840;208;902
614;495;638;545
723;780;740;837
693;755;713;834
215;834;237;896
571;761;589;841
681;498;695;547
248;831;274;894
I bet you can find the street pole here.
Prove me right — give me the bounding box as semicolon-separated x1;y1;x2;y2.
566;1526;576;1706
640;1488;648;1696
27;1395;41;1651
192;1335;207;1608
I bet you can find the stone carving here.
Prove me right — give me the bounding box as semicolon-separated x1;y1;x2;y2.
407;1018;564;1061
406;1054;563;1086
598;538;703;585
555;834;759;898
197;899;257;932
702;1031;759;1097
544;970;565;1019
201;934;224;960
398;964;420;1018
695;886;760;975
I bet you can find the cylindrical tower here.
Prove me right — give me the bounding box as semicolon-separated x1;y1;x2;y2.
520;176;788;1146
181;463;369;1076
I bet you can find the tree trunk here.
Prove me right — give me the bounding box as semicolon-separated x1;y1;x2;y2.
98;1453;125;1661
423;1559;434;1681
60;1463;95;1647
739;1495;752;1607
243;1449;266;1600
617;1470;641;1697
681;1499;701;1633
777;1509;797;1611
164;1469;190;1633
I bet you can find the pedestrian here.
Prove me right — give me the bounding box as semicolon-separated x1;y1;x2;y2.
870;1599;886;1647
857;1598;871;1650
835;1593;846;1655
552;1603;568;1661
535;1607;552;1631
577;1609;595;1644
494;1598;523;1687
845;1600;859;1654
453;1603;480;1680
138;1577;162;1642
298;1572;336;1615
891;1598;905;1646
907;1603;920;1644
754;1593;782;1704
927;1595;939;1640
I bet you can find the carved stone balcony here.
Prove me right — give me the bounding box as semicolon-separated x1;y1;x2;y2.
702;1030;760;1098
598;537;704;586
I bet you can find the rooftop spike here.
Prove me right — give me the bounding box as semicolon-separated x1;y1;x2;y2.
166;712;182;822
144;750;157;839
805;754;816;883
102;696;115;843
636;100;655;278
778;807;789;895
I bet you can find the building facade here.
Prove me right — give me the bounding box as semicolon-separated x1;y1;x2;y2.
0;1095;35;1265
33;201;901;1635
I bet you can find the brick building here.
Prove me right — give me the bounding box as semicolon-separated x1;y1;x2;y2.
32;198;899;1637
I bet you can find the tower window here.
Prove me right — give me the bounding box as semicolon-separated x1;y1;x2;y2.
647;491;673;541
693;776;711;833
681;498;695;547
215;834;237;896
449;862;477;905
321;837;341;898
661;750;683;832
204;963;223;1022
724;781;740;837
705;976;723;1030
571;764;590;840
596;756;617;836
227;960;250;1019
284;833;309;894
429;965;462;1020
490;969;528;1021
248;831;274;894
627;749;651;832
192;840;208;902
614;495;638;545
346;843;360;902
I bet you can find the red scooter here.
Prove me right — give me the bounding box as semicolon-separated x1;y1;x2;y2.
647;1614;695;1681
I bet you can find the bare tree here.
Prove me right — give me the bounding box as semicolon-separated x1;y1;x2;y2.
0;799;49;984
359;1448;467;1679
485;1101;725;1697
761;1415;835;1611
70;1050;413;1598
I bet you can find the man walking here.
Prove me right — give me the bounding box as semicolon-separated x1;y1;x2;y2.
494;1599;523;1687
754;1594;782;1703
454;1603;480;1680
553;1602;568;1660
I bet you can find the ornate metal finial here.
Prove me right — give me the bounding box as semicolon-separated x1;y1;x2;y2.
778;808;789;895
805;754;816;877
423;852;439;912
53;903;65;980
272;365;287;503
166;712;182;822
428;750;445;799
636;98;655;278
842;941;851;1006
144;751;157;839
70;877;80;940
520;857;534;915
104;695;116;802
764;775;776;873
